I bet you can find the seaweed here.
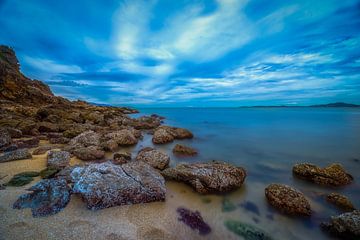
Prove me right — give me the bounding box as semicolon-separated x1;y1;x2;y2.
222;197;237;212
225;220;273;240
177;207;211;235
40;167;59;179
5;171;39;186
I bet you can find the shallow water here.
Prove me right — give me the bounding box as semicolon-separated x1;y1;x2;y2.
1;108;359;240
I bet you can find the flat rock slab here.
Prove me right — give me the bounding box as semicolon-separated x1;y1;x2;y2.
13;178;71;217
162;161;246;194
265;183;311;216
71;161;166;210
0;149;32;163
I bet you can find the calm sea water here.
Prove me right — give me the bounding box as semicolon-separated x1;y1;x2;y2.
133;107;360;239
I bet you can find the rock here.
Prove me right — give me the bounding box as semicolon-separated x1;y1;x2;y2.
176;207;211;235
40;167;60;179
12;137;39;148
71;161;166;210
132;115;162;130
135;147;170;170
13;178;71;217
102;139;118;152
6;171;39;186
265;183;311;216
162;161;246;194
293;163;353;186
173;127;193;139
49;137;70;144
172;144;197;156
103;129;138;146
37;122;59;132
326;193;355;212
47;151;70;169
32;146;52;155
152;128;174;144
222;197;237;212
3;127;22;138
321;210;360;239
224;220;273;240
68;130;101;148
0;128;11;148
72;146;105;161
112;152;131;165
0;149;32;163
63;128;84;138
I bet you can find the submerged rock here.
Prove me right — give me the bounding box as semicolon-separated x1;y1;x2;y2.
177;207;211;235
265;183;311;216
13;178;71;217
321;210;360;239
47;150;70;169
71;161;166;210
172;144;197;156
293;163;353;186
224;220;273;240
222;197;237;212
6;171;39;186
0;149;32;163
326;193;355;212
32;146;52;155
135;147;170;170
40;167;60;179
162;161;246;194
112;152;131;165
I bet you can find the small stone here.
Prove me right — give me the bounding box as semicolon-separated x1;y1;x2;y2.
172;144;197;156
152;128;174;144
326;193;355;212
47;150;70;169
0;128;11;148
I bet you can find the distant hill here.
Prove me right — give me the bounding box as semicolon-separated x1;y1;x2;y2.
239;102;360;108
309;102;360;107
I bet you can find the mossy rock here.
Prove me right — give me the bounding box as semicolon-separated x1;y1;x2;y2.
40;167;60;179
6;176;33;186
14;171;39;178
225;220;273;240
222;198;237;212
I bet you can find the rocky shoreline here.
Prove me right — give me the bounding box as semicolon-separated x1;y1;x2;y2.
0;45;359;239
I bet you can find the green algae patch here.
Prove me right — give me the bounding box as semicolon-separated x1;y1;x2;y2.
201;197;212;204
15;171;39;177
224;220;273;240
222;197;237;212
40;167;59;179
5;171;40;186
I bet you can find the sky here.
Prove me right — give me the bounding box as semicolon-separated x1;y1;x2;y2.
0;0;360;107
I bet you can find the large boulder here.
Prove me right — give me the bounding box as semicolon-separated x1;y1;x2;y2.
0;149;32;163
47;150;70;169
293;163;353;186
13;178;71;217
265;183;311;216
321;210;360;239
71;161;166;210
162;161;246;194
135;147;170;170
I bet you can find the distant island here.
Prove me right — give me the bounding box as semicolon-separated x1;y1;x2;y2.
239;102;360;108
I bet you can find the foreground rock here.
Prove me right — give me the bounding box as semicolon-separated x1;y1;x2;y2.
136;147;170;170
265;183;311;216
172;144;197;156
321;210;360;239
162;161;246;194
326;193;355;212
152;126;193;144
71;161;166;210
13;178;71;217
293;163;353;186
0;149;32;163
47;150;70;169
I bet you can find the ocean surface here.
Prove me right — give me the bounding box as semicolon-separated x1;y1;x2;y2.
134;107;360;239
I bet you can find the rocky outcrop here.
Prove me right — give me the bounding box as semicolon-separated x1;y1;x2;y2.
172;144;197;156
326;193;355;212
162;161;246;194
293;163;353;186
0;149;32;163
135;147;170;170
47;151;70;169
265;183;311;216
13;178;71;217
321;210;360;239
71;161;166;210
152;126;193;144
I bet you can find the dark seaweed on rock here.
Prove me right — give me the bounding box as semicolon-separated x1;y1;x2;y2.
5;171;39;186
177;207;211;235
225;220;273;240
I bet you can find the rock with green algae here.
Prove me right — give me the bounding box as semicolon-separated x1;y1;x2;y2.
40;167;60;179
222;197;237;212
6;171;39;186
225;220;273;240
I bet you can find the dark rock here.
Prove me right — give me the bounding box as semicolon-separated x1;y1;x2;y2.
135;147;170;170
32;146;52;155
47;150;70;169
40;167;60;179
177;207;211;235
71;161;166;210
12;137;39;148
321;210;360;239
293;163;353;186
265;183;311;216
37;122;59;132
72;146;105;161
6;171;39;186
222;197;237;212
224;220;273;240
13;178;71;217
0;149;32;163
112;152;131;165
3;127;22;138
326;193;355;212
172;144;197;156
162;161;246;194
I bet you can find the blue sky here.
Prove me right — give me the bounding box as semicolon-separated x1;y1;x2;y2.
0;0;359;107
